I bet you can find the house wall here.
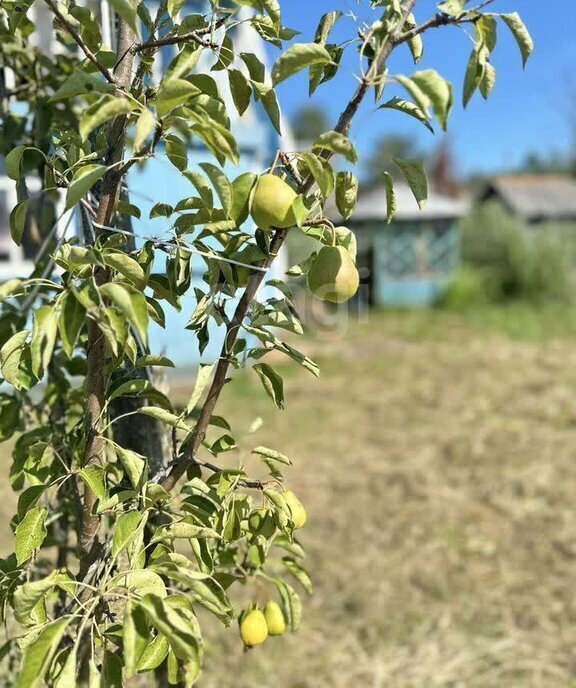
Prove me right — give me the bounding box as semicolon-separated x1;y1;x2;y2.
350;220;460;308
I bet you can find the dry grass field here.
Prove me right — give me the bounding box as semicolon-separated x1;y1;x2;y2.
4;306;576;686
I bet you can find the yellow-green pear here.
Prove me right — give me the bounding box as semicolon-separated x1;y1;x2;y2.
283;490;307;529
307;245;359;304
250;174;298;230
264;601;286;636
240;609;268;647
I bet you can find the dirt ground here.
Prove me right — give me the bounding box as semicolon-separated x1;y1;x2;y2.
4;307;576;686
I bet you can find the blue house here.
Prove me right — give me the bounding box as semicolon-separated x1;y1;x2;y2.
0;1;290;366
334;182;468;308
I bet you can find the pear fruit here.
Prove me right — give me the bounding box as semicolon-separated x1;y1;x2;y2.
307;245;359;304
240;609;268;647
250;174;298;230
264;601;286;636
283;490;307;529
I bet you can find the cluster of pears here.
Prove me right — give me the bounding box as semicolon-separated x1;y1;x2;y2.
249;173;360;304
240;601;287;648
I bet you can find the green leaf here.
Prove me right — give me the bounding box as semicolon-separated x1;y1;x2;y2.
14;572;74;626
112;511;144;558
79;465;108;501
30;303;58;378
115;445;147;489
17;618;70;688
230;172;257;226
272;43;332;86
500;12;533;67
107;0;140;37
151;564;232;622
240;52;266;82
253;363;284;409
9;200;28;246
393;159;427;210
6;146;26;180
480;62;497;99
167;0;187;17
137;633;169;672
65;164;107;210
312;130;358;164
300;153;334;198
314;10;342;43
109;569;167;599
379;97;433;133
0;330;29;387
54;647;77;688
462;45;486;107
228;69;252;116
252;446;292;465
102;251;146;289
183;171;213;207
133;108;157;152
15;507;47;565
123;602;150;678
335;171;358;220
200;163;233;217
138;594;201;661
155;78;200;118
250;81;282;135
165;134;188;172
283;557;313;595
79;96;132;140
185;362;215;415
150;521;221;543
50;68;115;101
100;283;149;344
273;578;302;631
58;292;86;358
410;69;453;131
382;171;397;223
137;406;190;431
437;0;465;15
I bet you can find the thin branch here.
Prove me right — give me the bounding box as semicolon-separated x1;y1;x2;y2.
43;0;119;85
393;0;497;45
133;30;217;52
156;0;419;492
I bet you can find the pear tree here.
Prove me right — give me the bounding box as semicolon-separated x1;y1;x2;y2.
0;0;532;684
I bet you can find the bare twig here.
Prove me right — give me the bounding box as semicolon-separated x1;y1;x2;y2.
43;0;119;85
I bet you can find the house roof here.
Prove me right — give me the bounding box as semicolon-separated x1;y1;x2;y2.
481;175;576;221
332;182;469;223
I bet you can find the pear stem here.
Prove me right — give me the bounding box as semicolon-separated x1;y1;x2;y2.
303;217;337;246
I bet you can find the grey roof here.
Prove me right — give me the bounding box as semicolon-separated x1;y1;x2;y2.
482;176;576;221
331;182;469;224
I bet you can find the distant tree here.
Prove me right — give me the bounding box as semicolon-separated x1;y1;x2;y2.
291;105;331;143
430;139;461;197
363;134;423;184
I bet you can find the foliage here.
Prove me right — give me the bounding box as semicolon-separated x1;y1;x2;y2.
454;201;573;305
0;0;531;685
291;105;330;143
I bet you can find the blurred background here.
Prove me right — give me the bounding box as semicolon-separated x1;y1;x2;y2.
3;0;576;686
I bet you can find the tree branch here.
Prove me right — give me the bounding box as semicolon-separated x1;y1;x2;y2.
393;0;497;46
79;10;137;575
133;30;217;52
156;0;419;493
43;0;119;85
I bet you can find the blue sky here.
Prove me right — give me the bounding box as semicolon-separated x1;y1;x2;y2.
271;1;576;177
